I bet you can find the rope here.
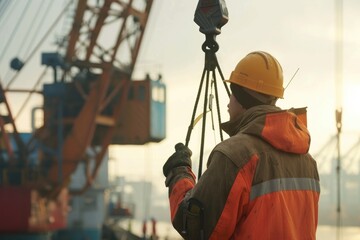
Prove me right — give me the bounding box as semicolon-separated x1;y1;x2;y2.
185;34;229;179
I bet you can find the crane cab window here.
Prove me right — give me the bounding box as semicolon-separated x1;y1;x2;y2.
152;86;165;103
128;84;147;101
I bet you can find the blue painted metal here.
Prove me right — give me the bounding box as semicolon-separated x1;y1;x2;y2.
150;79;166;142
53;228;101;240
0;133;40;184
43;82;84;118
0;233;52;240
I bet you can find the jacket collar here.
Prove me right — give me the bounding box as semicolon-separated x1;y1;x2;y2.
221;105;281;137
221;105;311;154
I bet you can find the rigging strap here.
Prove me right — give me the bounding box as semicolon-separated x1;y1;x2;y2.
185;0;230;179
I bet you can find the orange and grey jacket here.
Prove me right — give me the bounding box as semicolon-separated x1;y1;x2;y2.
165;105;320;240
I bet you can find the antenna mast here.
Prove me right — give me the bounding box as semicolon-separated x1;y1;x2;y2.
335;0;343;239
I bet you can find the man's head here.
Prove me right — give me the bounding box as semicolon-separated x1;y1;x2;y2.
226;51;284;120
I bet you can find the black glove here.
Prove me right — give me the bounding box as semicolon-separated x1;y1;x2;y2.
163;143;192;177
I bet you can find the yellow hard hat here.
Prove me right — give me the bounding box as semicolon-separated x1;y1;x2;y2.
226;51;284;98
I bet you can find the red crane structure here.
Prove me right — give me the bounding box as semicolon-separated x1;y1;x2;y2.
0;0;165;239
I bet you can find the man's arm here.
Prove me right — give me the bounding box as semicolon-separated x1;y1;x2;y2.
164;146;252;239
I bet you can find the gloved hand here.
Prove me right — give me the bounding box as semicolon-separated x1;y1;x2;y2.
163;143;192;177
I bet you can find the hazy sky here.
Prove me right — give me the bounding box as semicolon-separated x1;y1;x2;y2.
114;0;360;188
1;0;360;194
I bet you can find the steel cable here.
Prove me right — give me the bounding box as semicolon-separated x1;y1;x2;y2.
5;0;73;90
0;0;31;65
0;0;16;34
0;0;11;23
23;0;54;58
17;0;43;58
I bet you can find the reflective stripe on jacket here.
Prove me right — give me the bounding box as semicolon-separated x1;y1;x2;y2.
167;105;320;240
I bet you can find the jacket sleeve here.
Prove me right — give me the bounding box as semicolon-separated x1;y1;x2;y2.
166;151;256;240
165;166;196;221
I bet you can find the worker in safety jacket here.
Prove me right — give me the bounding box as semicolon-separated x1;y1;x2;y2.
163;51;320;240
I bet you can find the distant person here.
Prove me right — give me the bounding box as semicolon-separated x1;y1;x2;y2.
142;219;147;239
150;217;158;240
163;51;320;239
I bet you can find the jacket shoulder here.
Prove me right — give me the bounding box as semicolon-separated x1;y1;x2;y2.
213;133;261;168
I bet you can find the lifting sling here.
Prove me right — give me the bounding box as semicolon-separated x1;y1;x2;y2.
185;0;230;179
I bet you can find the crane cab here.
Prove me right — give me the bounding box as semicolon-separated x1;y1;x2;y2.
42;75;166;146
111;76;166;145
